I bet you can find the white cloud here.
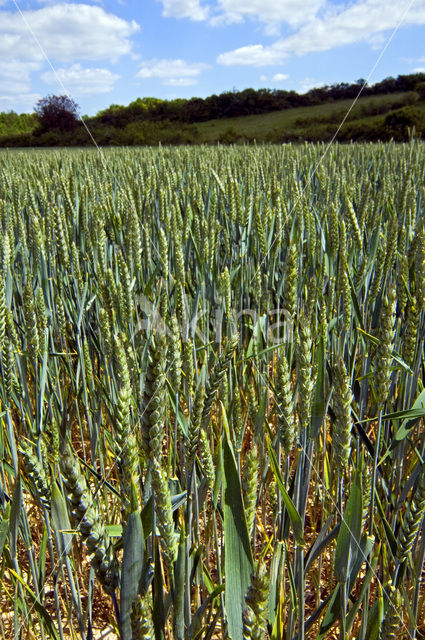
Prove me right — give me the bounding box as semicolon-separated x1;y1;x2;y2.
0;79;32;94
298;77;324;93
414;67;425;73
403;56;425;64
158;0;209;20
272;73;289;81
215;0;324;28
0;60;40;95
166;77;198;86
0;93;41;113
0;3;138;104
218;0;425;66
259;72;289;84
137;59;209;85
41;63;120;94
36;0;102;3
0;4;139;64
218;44;277;66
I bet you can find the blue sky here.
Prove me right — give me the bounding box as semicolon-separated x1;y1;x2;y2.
1;0;425;115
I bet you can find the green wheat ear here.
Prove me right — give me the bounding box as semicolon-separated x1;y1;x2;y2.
183;337;194;398
242;443;258;537
328;204;339;259
415;225;425;310
113;334;138;514
141;332;167;461
374;283;396;407
23;281;39;358
2;336;15;405
243;562;269;640
0;278;5;352
198;428;215;488
201;332;239;432
220;266;231;314
20;441;51;509
168;314;182;394
151;457;179;570
232;383;244;454
332;356;352;471
369;237;386;306
381;584;401;640
60;450;119;594
337;218;351;332
395;465;425;570
187;382;205;472
276;351;295;454
296;315;313;433
402;296;418;367
131;595;154;640
283;243;297;321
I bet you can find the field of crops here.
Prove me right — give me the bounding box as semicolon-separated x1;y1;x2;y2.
0;142;425;640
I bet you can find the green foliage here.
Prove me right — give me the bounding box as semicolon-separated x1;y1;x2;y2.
2;73;425;146
0;110;36;136
35;94;79;133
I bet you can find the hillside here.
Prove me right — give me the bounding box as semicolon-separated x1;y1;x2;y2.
194;91;424;143
1;73;425;146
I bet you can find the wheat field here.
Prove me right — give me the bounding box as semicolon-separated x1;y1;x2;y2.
0;142;425;640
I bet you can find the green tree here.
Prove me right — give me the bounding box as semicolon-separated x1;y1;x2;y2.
35;95;79;132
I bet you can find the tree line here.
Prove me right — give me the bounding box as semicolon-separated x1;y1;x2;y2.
1;72;425;147
94;73;425;126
